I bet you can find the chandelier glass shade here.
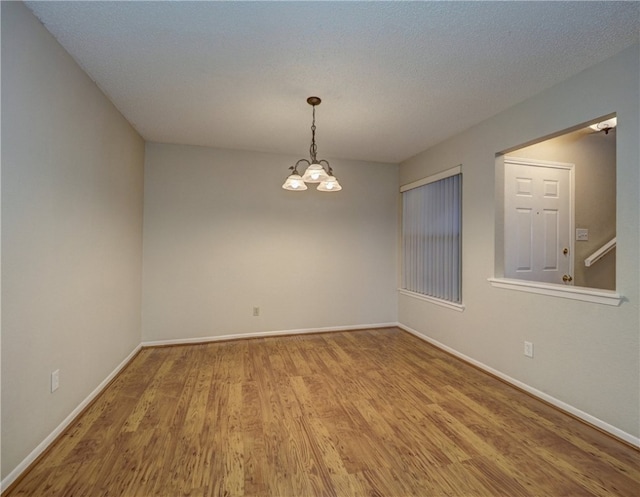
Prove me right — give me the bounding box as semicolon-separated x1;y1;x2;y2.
282;97;341;192
318;175;342;192
281;173;307;190
301;163;329;183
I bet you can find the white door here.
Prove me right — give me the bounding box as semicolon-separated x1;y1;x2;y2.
504;157;574;284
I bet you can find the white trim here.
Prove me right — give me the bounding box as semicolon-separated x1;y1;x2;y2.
1;344;143;492
585;237;616;267
398;289;465;312
141;323;398;348
488;277;622;306
397;323;640;448
400;164;461;192
503;156;575;170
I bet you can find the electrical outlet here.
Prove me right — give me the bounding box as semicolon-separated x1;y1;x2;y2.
51;369;60;392
252;306;260;317
524;341;534;358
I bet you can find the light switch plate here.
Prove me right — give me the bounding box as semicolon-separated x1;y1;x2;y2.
576;228;589;241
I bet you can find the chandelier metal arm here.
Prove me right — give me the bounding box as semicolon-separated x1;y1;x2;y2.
290;158;311;175
318;159;332;175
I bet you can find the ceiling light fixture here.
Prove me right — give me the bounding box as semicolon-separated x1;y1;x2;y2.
282;97;342;192
589;117;617;134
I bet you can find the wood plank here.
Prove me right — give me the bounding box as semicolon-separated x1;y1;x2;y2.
5;328;639;497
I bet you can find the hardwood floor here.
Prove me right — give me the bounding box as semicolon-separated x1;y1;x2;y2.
5;328;639;496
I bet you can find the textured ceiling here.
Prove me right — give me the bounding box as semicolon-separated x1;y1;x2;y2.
25;1;639;164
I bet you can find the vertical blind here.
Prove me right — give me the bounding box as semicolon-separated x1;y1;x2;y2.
402;171;461;303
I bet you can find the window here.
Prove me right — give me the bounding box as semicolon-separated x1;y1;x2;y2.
401;166;462;308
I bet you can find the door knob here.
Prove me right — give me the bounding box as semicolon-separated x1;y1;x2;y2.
563;248;569;255
562;274;573;282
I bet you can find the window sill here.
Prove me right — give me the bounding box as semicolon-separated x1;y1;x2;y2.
487;278;622;306
398;289;465;312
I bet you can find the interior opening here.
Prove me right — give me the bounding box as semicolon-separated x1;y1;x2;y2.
496;115;616;291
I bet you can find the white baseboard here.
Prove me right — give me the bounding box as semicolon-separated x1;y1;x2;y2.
141;322;398;348
1;344;142;492
397;323;640;448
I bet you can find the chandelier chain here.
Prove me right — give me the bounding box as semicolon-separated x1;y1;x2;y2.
309;105;318;162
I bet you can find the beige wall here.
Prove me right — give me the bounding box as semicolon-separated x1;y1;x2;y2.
1;2;145;480
510;127;616;289
399;44;639;439
142;143;398;342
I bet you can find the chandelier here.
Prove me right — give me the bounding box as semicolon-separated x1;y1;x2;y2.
282;97;342;192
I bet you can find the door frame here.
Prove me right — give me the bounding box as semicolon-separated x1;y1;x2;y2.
504;156;575;284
